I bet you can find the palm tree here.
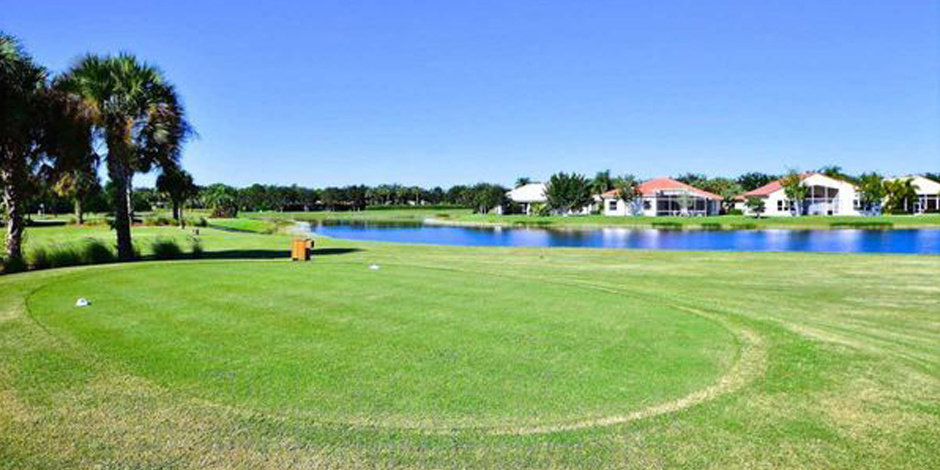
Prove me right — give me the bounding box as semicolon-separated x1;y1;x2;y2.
52;163;99;224
201;183;239;217
857;172;885;215
545;172;593;215
1;33;89;261
614;174;641;215
591;170;613;194
514;177;532;188
883;178;918;214
156;166;196;227
780;170;807;216
57;54;192;260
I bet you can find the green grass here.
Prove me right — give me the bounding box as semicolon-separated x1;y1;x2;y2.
1;224;938;468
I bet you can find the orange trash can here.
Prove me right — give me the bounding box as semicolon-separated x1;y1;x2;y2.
291;238;313;261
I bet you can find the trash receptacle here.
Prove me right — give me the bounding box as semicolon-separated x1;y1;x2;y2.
291;238;313;261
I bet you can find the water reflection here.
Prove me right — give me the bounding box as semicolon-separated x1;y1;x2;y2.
309;221;940;254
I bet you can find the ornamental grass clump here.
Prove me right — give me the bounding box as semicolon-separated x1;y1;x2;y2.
150;239;184;260
80;239;117;264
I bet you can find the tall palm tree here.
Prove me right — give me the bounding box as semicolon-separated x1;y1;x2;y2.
57;54;191;260
514;177;532;188
1;32;90;261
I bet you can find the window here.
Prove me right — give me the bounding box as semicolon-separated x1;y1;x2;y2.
607;200;618;211
643;200;651;210
777;200;786;211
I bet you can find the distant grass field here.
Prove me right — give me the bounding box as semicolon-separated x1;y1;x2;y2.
1;224;938;468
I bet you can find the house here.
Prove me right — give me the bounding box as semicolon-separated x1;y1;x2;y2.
505;182;597;215
734;173;860;216
598;178;722;216
505;183;547;215
885;176;940;214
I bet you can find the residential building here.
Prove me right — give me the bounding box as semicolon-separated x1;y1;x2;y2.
598;178;722;216
885;176;940;214
735;173;860;216
505;183;546;215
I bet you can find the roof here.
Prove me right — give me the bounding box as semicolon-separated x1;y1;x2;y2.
506;183;547;203
885;175;940;195
600;178;722;200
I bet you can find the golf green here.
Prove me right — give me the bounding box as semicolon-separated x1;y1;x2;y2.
27;261;737;429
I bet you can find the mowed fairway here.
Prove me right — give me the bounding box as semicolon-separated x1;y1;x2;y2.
28;263;736;429
2;225;939;468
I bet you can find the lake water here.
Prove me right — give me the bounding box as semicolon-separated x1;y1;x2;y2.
308;221;940;254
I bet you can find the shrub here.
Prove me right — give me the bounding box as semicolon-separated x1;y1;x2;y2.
652;222;683;230
46;246;82;268
83;218;110;227
1;255;27;274
80;239;116;264
187;216;208;227
27;247;52;270
151;239;183;260
143;216;174;226
730;223;758;230
190;238;204;259
700;222;723;230
830;221;893;230
727;209;744;216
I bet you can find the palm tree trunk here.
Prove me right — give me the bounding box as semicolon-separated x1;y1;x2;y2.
107;157;135;261
2;168;26;260
74;198;84;225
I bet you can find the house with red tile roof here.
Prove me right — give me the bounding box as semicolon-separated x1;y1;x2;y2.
598;178;722;216
733;173;861;216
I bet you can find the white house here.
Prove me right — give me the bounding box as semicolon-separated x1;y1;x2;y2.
735;173;860;216
598;178;722;217
505;183;547;215
885;176;940;214
504;182;597;215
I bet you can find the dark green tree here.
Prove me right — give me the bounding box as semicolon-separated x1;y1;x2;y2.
58;53;192;260
156;166;197;226
545;172;593;215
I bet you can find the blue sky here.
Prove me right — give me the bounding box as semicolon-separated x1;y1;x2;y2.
5;0;938;187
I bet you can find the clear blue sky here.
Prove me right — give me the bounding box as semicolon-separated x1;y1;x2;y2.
5;0;939;187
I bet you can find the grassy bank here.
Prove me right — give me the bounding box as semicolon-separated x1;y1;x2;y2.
1;223;938;468
244;208;940;230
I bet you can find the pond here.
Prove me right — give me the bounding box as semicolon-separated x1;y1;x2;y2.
307;221;940;254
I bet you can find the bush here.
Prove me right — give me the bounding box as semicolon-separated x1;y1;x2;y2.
151;239;183;260
830;221;893;230
652;222;683;230
143;216;174;226
46;246;82;268
80;239;116;264
727;209;743;216
190;238;204;259
700;222;723;230
1;255;27;274
83;218;111;227
26;247;52;270
186;216;208;227
730;223;758;230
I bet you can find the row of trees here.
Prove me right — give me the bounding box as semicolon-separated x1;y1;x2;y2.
2;32;191;261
